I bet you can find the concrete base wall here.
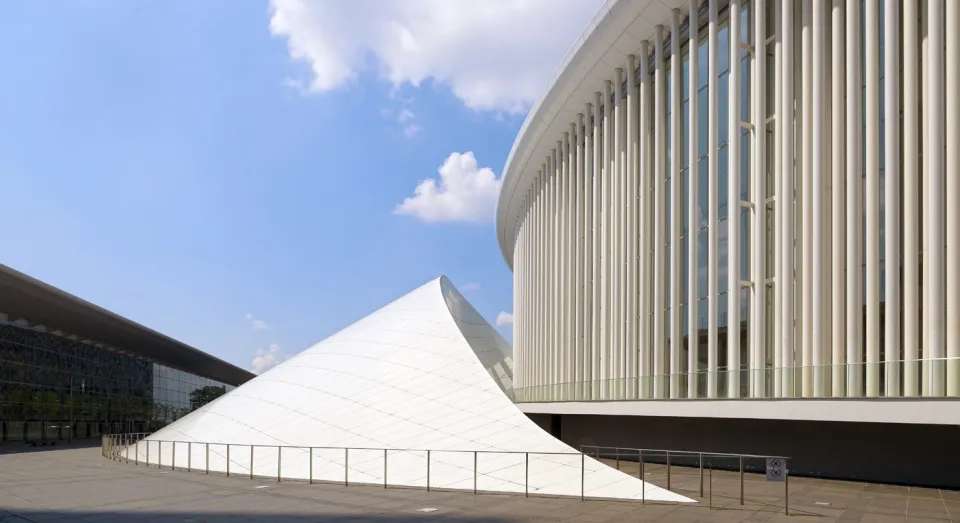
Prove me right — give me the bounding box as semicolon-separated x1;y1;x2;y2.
529;413;960;489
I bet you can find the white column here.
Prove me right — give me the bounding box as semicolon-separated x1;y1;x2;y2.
552;150;560;393
947;0;960;397
592;94;603;396
750;0;766;399
884;0;901;397
781;0;797;398
577;113;586;395
613;69;624;394
795;0;813;398
727;0;742;399
567;130;575;387
560;135;569;388
638;43;651;398
845;0;862;398
538;168;546;394
654;26;667;399
831;0;847;398
602;82;613;398
810;0;826;397
864;0;880;398
687;2;700;399
903;0;919;397
627;55;638;397
707;0;719;399
583;108;595;391
924;0;946;397
773;0;783;398
670;10;683;399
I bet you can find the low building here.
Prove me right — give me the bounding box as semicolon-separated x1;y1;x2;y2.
0;263;253;444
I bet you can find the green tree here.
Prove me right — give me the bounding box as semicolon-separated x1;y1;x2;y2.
189;385;226;411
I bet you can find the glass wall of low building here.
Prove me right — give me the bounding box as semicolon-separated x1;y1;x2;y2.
0;322;234;444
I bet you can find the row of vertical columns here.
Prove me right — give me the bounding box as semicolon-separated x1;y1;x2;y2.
510;0;960;400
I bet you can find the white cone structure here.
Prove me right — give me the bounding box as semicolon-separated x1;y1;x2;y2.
122;277;690;502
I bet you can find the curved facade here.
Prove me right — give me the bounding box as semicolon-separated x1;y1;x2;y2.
498;0;960;401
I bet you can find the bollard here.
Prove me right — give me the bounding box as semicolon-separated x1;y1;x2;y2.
580;452;585;501
345;448;349;487
641;455;645;504
473;451;478;495
785;469;789;515
309;448;313;484
136;439;139;466
250;446;254;480
188;442;192;472
277;446;281;482
384;449;387;489
227;444;231;476
709;463;713;509
525;452;529;498
146;439;150;467
426;450;431;492
699;452;704;497
616;448;620;471
739;455;744;505
666;450;671;491
206;443;210;474
172;442;176;471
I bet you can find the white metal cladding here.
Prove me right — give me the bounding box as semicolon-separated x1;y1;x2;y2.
499;0;960;401
121;277;691;503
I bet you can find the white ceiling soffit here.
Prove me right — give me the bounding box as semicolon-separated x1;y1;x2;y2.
496;0;689;268
124;277;691;502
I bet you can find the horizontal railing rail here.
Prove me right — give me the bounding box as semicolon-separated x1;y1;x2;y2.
509;356;960;403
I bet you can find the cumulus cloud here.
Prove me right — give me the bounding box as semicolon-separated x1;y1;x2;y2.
496;311;514;327
395;152;501;223
251;343;288;374
244;313;272;331
268;0;604;113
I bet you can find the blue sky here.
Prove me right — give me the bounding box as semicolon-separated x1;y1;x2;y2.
0;0;598;372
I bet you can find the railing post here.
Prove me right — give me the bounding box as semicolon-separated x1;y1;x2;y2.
699;452;704;497
188;442;192;472
344;448;349;487
739;455;744;505
135;439;139;466
172;441;176;471
226;444;231;476
146;438;150;467
615;448;620;471
525;452;529;498
309;447;314;484
250;445;254;480
426;450;431;492
473;451;477;495
580;452;585;501
384;449;387;489
641;454;645;504
666;450;671;491
206;443;209;474
277;446;281;482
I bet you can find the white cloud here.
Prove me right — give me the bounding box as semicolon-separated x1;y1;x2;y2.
395;152;501;223
460;282;481;292
268;0;604;113
244;313;272;331
403;124;422;138
496;311;514;327
251;343;288;374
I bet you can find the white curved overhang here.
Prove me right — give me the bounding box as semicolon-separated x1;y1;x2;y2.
495;0;689;268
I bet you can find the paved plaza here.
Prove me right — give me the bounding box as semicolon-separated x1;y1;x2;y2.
0;444;957;522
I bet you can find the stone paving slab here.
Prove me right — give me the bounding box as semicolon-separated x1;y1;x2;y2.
0;446;956;522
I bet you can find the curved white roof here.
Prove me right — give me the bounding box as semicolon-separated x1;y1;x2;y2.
122;276;690;502
495;0;688;267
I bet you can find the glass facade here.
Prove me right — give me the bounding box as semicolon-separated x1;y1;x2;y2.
0;322;234;443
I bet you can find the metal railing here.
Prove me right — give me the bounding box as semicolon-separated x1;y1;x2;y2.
582;445;790;514
509;357;960;402
102;434;607;502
